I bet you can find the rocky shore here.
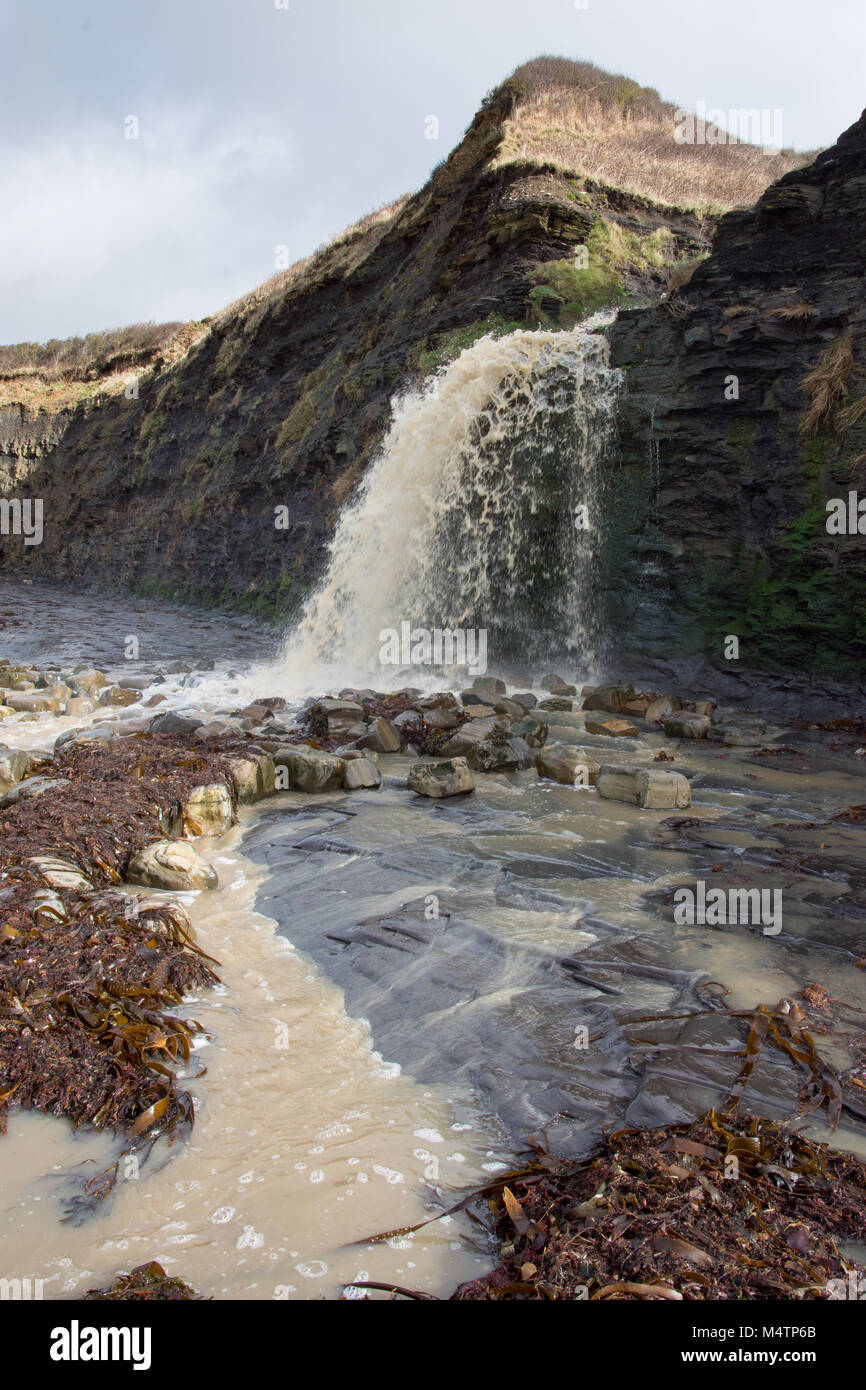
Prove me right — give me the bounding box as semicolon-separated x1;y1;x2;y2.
2;656;866;1297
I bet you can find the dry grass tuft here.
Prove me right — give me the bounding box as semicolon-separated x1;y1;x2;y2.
495;57;814;212
840;394;866;432
769;301;819;320
799;337;855;437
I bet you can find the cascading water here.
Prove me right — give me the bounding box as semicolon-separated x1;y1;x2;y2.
283;321;623;690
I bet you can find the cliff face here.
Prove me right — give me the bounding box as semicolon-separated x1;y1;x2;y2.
5;69;856;690
0;83;706;620
608;108;866;682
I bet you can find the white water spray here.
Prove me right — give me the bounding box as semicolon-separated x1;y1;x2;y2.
282;323;622;692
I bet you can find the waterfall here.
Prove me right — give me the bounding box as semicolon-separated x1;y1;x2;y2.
283;322;623;691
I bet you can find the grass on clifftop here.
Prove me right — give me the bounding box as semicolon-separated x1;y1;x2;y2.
0;322;185;379
496;57;814;212
0;321;198;412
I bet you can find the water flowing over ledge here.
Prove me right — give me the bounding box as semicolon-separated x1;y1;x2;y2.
283;323;623;694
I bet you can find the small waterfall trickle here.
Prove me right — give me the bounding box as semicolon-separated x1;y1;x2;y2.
283;322;623;690
634;403;671;632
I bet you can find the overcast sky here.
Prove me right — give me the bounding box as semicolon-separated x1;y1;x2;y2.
1;0;863;344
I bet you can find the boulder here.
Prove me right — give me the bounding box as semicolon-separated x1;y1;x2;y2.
65;697;94;719
392;710;421;729
408;756;475;797
645;695;682;723
236;703;270;723
510;716;548;748
0;667;34;689
343;757;382;789
226;751;276;803
470;677;506;694
27;887;67;922
581;683;635;714
118;675;160;692
182;783;235;835
511;692;537;710
127;840;217;891
55;726;116;751
355;717;401;753
493;697;526;718
535;745;600;786
114;718;152;736
421;707;461;730
148;711;206;736
440;720;496;756
681;698;716;717
45;681;73;705
507;736;536;770
0;749;37;795
538;697;573;712
72;669;107;698
0;775;65;807
462;703;495;719
414;692;458;711
194;719;236;739
596;765;691;809
460;689;498;708
541;674;577;696
30;855;93;892
4;691;63;713
274;748;346;792
471;735;536;772
467;738;520;773
621;697;651;718
662;714;711;740
99;685;140;708
584;717;640;738
312;699;365;735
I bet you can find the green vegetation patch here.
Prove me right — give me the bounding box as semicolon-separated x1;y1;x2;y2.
275;360;340;450
528;218;679;328
418;315;524;373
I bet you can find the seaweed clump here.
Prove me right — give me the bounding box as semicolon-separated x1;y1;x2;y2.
451;1110;866;1300
84;1261;201;1300
0;732;243;1203
0;884;216;1144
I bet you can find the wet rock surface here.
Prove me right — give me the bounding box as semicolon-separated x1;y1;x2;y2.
608;107;866;683
242;680;866;1164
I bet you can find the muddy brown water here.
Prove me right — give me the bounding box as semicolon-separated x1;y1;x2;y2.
1;590;865;1298
0;821;500;1300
